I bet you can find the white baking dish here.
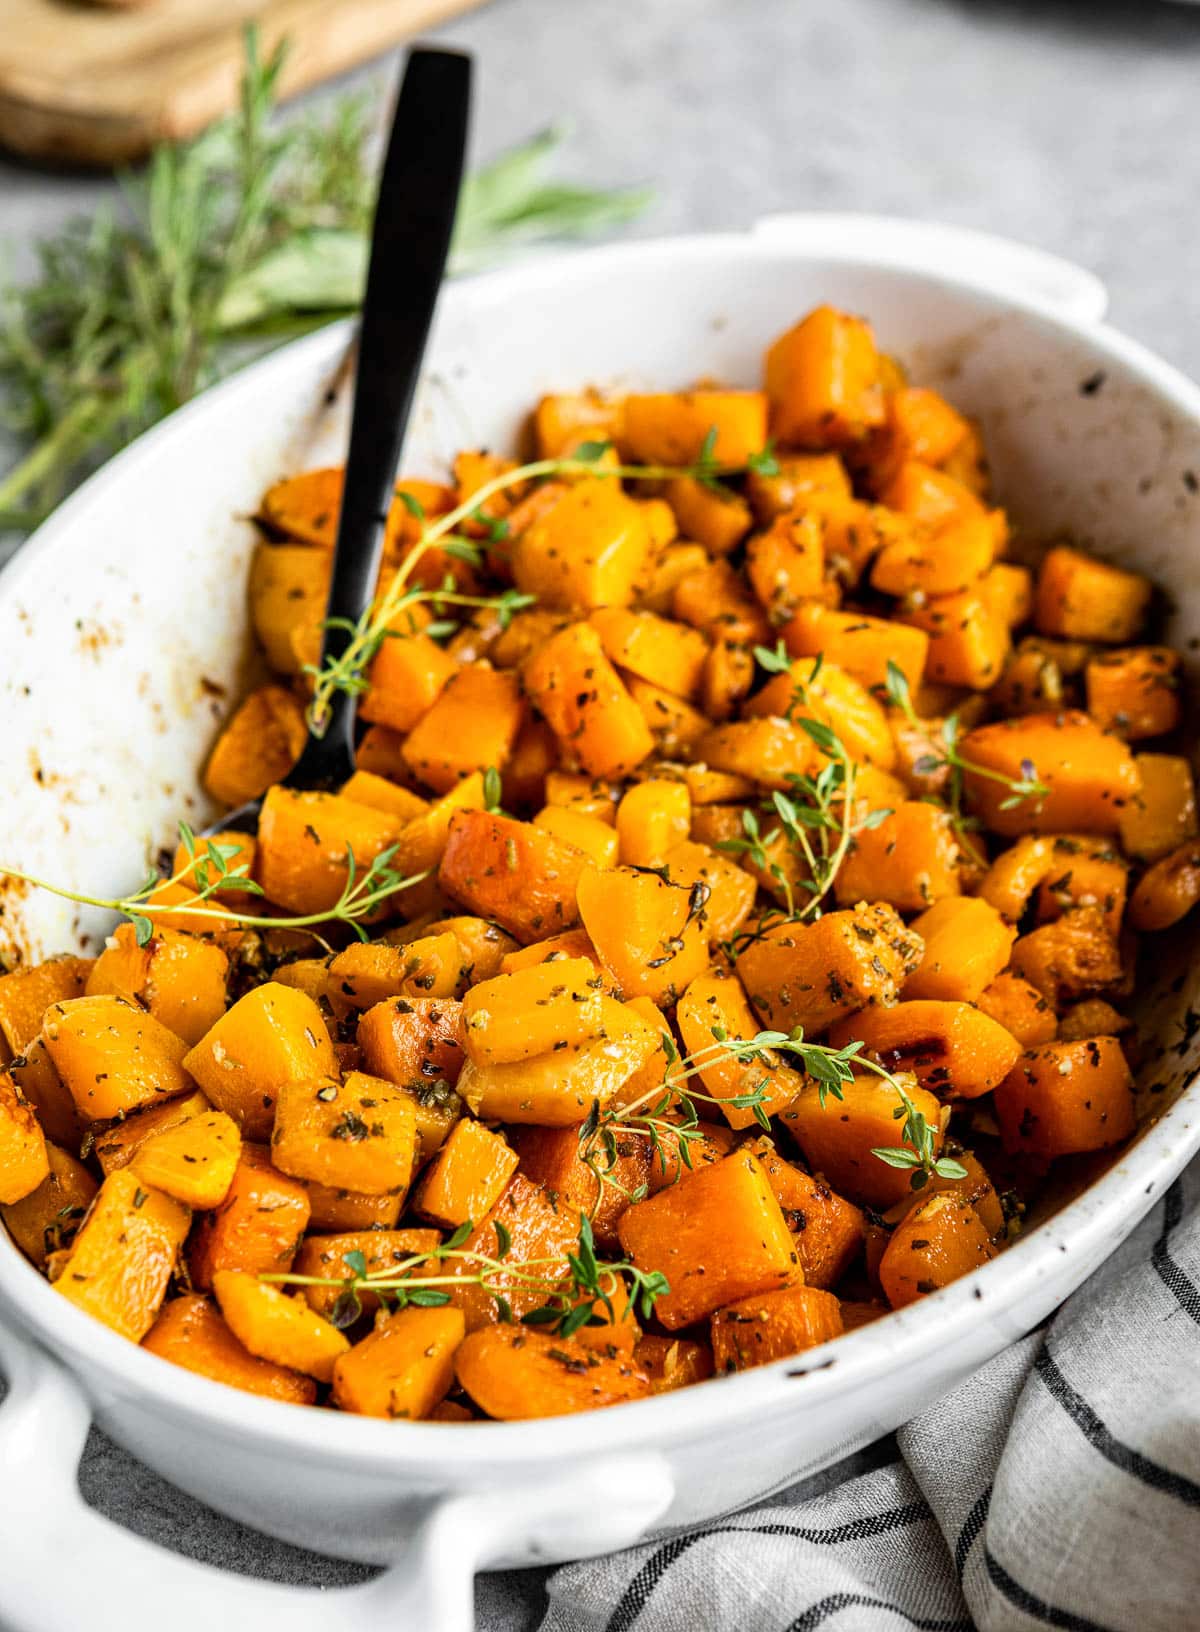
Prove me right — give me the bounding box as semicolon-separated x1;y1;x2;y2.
2;215;1199;1632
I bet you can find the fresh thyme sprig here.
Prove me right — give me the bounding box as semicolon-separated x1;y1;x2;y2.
0;34;655;531
884;660;1048;817
578;1023;907;1205
870;1082;968;1190
266;1213;668;1338
716;645;892;919
305;441;766;734
0;820;426;948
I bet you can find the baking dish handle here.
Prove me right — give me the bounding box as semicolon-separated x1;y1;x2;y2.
0;1323;675;1632
751;213;1108;325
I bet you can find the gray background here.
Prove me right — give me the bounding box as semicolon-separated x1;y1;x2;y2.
3;0;1200;1625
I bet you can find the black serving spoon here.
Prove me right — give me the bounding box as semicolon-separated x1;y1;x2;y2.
215;45;472;836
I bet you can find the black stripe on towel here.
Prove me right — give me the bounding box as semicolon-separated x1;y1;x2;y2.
1151;1181;1200;1328
604;1503;929;1632
1034;1349;1200;1508
985;1548;1116;1632
786;1592;973;1632
953;1484;992;1579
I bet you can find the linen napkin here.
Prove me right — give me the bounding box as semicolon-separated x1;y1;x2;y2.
534;1160;1200;1632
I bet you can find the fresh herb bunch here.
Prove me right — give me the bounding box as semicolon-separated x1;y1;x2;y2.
0;31;653;531
0;819;425;948
269;1213;668;1338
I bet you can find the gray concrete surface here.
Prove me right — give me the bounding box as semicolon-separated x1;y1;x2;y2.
4;0;1200;1624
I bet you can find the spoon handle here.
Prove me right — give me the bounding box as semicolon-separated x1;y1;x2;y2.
287;46;472;791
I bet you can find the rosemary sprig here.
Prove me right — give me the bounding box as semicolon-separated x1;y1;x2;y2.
884;660;1048;816
0;820;426;948
0;34;655;532
266;1214;668;1338
870;1082;967;1190
305;442;761;734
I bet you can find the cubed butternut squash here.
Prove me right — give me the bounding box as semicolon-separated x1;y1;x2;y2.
412;1117;519;1227
827;1000;1022;1099
462;958;604;1066
1085;647;1181;739
454;1324;649;1419
43;995;192;1123
523;621;655;780
513;478;651;610
675;970;804;1129
189;1144;311;1289
85;925;228;1047
400;665;526;795
742;1137;865;1289
879;1192;996;1308
779;1073;941;1209
617;1152;798;1329
130;1110;242;1209
212;1270;349;1382
959;712;1141;836
711;1284;844;1371
143;1294;317;1405
438;810;588;944
621;390;768;467
333;1305;466;1419
765;306;885;448
0;1068;48;1205
904;897;1016;1003
183;982;336;1140
1;1142;97;1270
834;802;961;912
55;1170;190;1341
1119;755;1197;862
995;1037;1136;1157
783;603;928;695
271;1070;418;1196
577;863;710;1006
255;786;402;917
1035;545;1151;643
0;956;93;1059
205;685;309;809
291;1228;441;1318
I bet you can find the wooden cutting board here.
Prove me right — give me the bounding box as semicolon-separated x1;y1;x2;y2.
0;0;485;166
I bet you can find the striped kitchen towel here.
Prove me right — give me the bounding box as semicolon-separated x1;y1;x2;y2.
537;1161;1200;1632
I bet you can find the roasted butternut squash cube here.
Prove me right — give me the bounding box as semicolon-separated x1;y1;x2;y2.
976;973;1058;1048
533;805;619;867
523;622;655;780
456;994;660;1125
765;305;885;448
189;1144;311;1289
337;771;429;826
784;603;928;695
904;897;1016;1003
247;542;330;673
959;711;1141;836
438;810;588;944
510;1121;651;1250
977;561;1034;629
1119;755;1197;862
357;996;466;1091
130;1110;242;1209
412;1117;519;1228
513;478;651;610
635;1335;715;1394
1;1142;97;1270
835;802;961;913
204;684;308;808
742;1137;865;1289
93;1089;211;1174
454;1324;650;1419
577;863;710;1006
212;1270;349;1382
303;1182;405;1233
358;630;457;735
617;1151;798;1329
462;958;604;1066
662;475;752;555
0;1068;48;1205
1035;545;1151;643
449;1174;581;1329
291;1228;441;1318
672;557;770;645
995;1037;1136;1158
779;1073;942;1209
879;1193;996;1309
0;956;93;1060
6;1039;82;1151
1085;646;1181;740
255;786;402;917
333;1305;466;1419
400;664;526;795
271;1070;418;1196
675;970;804;1130
711;1284;844;1371
661;839;758;947
902;590;1010;690
1009;906;1122;1005
533;390;623;458
736;903;923;1037
327;935;463;1012
746;657;896;770
746;452;852;523
143;1294;317;1405
620;389;768;466
589;608;708;700
55;1170;190;1341
614;780;691;868
695;717;821;792
390;772;486;886
42;995;192;1123
746;509;826;622
85;925;228;1048
828;1000;1022;1099
183;982;336;1140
